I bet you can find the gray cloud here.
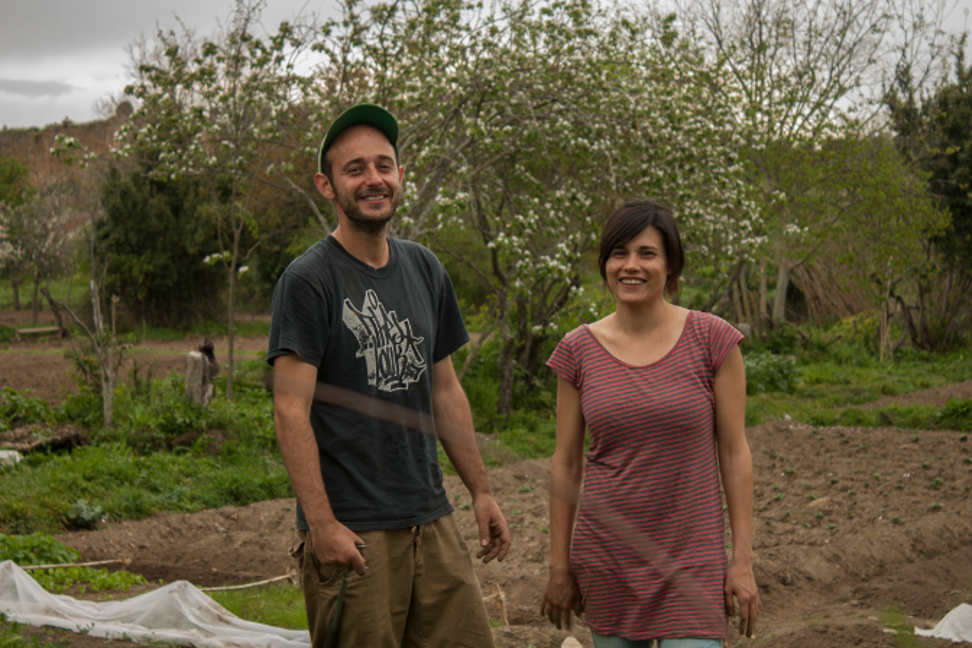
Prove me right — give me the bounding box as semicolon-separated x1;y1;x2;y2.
0;78;75;98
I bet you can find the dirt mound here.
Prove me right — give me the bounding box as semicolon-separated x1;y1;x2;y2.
50;421;971;647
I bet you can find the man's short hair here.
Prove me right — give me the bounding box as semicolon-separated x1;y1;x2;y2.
318;103;399;175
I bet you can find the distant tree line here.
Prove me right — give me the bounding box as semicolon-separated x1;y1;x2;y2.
1;0;969;410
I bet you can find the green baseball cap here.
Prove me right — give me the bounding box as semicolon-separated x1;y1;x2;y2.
317;103;399;174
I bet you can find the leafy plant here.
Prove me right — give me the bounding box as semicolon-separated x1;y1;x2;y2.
937;398;972;430
64;499;104;530
744;351;798;394
0;387;56;429
0;533;79;565
31;566;146;594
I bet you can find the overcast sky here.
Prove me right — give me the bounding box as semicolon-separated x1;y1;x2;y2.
1;0;971;130
0;0;334;129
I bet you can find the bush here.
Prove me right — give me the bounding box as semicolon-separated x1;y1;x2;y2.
744;351;797;395
0;387;56;429
937;398;972;430
0;533;79;564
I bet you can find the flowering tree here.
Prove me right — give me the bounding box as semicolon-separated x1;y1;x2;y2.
309;0;757;411
0;182;78;323
117;0;311;398
679;0;951;327
0;156;34;308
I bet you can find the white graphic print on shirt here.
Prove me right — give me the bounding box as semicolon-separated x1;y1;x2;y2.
342;289;427;392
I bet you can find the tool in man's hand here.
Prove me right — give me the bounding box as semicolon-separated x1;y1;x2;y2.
323;542;366;648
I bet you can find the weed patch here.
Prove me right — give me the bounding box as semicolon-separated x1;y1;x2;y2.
209;583;306;629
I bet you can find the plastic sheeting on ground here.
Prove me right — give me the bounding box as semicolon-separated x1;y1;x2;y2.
914;603;972;643
0;560;310;647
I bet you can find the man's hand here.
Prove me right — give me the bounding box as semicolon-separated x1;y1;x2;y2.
725;558;760;638
472;493;510;563
310;519;367;575
541;565;583;630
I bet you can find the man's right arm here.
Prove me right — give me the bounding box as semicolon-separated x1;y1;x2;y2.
273;353;366;573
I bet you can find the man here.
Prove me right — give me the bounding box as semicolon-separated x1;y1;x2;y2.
268;103;510;647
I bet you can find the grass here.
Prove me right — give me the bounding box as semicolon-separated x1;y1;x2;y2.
0;618;68;648
879;607;926;648
0;274;88;313
745;349;972;429
0;443;290;534
209;584;307;629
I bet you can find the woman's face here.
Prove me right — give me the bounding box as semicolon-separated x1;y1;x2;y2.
604;226;669;304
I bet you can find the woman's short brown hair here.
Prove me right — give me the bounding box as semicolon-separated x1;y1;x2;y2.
598;198;684;296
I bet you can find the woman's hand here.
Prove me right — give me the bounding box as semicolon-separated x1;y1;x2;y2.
541;565;584;630
725;558;760;638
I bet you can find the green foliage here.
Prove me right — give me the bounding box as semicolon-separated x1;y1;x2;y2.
0;442;290;534
0;387;56;429
498;416;558;459
458;337;556;432
0;617;67;648
0;366;286;533
64;499;105;530
32;566;147;595
744;351;797;394
97;166;222;328
105;374;208;452
878;607;924;648
209;584;307;629
0;533;79;565
937;398;972;430
0;156;33;207
746;350;972;428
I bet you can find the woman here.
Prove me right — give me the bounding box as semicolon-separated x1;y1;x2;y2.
541;199;759;647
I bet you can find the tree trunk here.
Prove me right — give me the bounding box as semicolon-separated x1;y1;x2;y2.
31;271;40;324
496;336;516;415
758;258;769;326
226;263;236;401
90;280;114;427
772;262;790;324
10;277;21;310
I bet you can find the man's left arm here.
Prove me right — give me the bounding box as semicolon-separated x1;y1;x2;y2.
432;355;511;563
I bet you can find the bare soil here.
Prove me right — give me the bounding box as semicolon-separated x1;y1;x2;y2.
1;310;970;647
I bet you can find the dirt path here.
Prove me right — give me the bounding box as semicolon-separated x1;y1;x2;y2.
2;311;970;647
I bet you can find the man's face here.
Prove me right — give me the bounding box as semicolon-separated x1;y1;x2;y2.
316;125;403;234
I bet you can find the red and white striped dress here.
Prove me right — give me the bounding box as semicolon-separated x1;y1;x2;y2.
546;310;742;640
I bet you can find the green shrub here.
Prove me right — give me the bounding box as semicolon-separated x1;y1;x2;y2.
0;388;56;429
744;351;797;394
0;533;79;565
64;499;105;530
938;398;972;430
0;443;290;534
32;566;146;594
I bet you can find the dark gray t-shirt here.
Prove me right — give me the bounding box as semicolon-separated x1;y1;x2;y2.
267;235;468;531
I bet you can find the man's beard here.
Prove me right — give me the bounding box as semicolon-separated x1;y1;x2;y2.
336;187;398;235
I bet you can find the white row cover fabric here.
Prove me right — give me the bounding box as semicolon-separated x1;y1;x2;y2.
914;603;972;643
0;450;22;467
0;560;310;647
